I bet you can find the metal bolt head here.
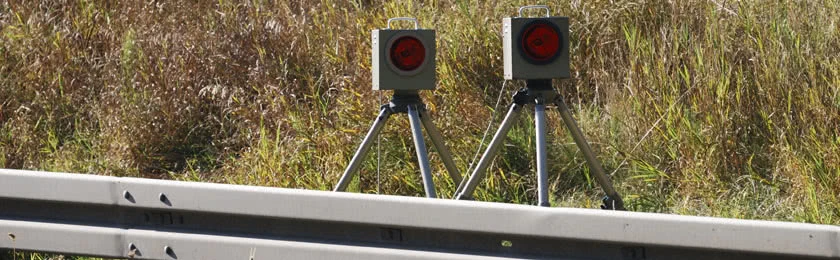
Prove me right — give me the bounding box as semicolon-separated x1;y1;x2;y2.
123;191;135;203
164;245;176;258
159;193;172;206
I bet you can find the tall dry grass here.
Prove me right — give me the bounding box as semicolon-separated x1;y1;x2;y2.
1;0;838;224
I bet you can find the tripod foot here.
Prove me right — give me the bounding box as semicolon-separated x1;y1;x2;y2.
601;196;626;211
454;193;474;201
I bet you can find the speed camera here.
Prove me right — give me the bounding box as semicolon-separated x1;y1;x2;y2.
503;7;570;80
372;18;436;90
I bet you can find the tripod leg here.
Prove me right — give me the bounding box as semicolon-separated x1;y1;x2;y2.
455;103;524;200
407;105;437;198
554;97;625;210
334;107;392;192
418;109;462;184
534;101;550;207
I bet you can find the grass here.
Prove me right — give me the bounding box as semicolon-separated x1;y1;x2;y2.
1;0;839;238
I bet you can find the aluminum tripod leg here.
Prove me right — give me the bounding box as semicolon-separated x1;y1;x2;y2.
555;97;625;210
334;107;392;192
534;101;550;207
455;103;524;200
418;109;462;184
407;105;437;198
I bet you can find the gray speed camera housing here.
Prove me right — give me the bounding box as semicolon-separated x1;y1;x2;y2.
503;16;570;80
372;29;436;90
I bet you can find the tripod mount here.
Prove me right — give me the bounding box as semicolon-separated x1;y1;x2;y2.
334;90;462;198
454;80;625;210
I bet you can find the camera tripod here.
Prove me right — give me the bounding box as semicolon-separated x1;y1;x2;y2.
334;90;462;198
454;80;625;210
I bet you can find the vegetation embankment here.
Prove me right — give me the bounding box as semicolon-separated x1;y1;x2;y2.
1;0;838;225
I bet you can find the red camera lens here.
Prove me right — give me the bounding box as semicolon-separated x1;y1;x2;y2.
389;36;426;71
520;22;561;62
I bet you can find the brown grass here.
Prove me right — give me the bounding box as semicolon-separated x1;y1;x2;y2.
1;0;838;224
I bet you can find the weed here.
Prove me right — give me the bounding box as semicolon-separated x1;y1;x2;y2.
0;1;837;228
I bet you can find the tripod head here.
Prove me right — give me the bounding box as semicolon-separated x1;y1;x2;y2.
384;90;425;114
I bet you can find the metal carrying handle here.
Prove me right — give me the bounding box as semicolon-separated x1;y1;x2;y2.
387;17;420;30
517;5;551;18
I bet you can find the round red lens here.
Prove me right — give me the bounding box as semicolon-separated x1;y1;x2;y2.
520;23;560;62
389;36;426;71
